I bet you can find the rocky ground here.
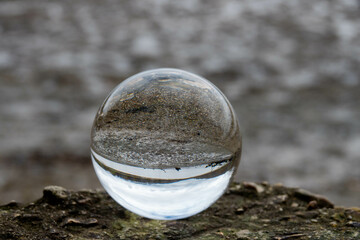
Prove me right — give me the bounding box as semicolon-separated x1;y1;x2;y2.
0;182;359;239
0;0;360;206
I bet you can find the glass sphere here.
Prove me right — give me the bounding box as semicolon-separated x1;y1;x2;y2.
91;68;241;220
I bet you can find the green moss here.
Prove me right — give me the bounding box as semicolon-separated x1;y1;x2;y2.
113;212;165;239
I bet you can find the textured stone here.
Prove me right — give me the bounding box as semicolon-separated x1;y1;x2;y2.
0;0;360;207
0;182;358;239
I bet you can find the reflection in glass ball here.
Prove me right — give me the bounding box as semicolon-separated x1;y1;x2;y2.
91;68;241;220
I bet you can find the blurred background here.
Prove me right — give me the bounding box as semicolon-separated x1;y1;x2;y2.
0;0;359;206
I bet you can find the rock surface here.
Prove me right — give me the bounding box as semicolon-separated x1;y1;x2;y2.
0;0;360;206
1;182;359;239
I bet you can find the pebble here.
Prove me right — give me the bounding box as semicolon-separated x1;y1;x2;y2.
43;186;68;203
235;207;245;215
330;221;338;227
236;229;251;239
274;194;288;204
243;182;265;193
62;218;98;227
346;221;360;228
291;202;299;208
294;189;334;208
307;200;318;210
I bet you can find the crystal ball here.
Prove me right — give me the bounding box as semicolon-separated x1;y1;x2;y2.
91;68;241;220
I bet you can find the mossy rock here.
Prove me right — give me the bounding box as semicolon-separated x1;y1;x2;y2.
0;183;359;239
